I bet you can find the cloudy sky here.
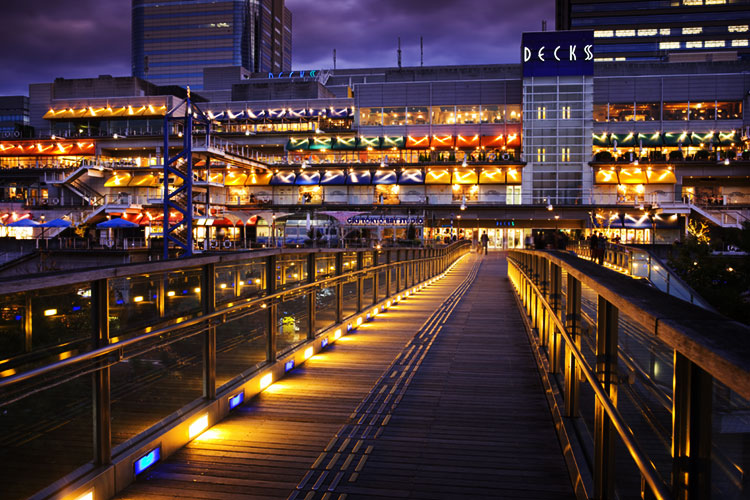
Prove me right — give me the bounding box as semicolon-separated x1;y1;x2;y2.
0;0;553;95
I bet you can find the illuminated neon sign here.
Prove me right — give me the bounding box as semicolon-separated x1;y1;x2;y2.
268;70;318;79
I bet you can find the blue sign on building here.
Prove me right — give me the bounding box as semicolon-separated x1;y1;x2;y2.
521;31;594;77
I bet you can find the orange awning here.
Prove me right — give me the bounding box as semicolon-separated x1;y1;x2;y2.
452;168;477;185
430;135;454;149
480;135;505;148
406;136;430;149
425;169;451;184
479;167;506;184
456;135;480;148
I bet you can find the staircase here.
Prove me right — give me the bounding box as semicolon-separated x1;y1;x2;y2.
689;203;747;229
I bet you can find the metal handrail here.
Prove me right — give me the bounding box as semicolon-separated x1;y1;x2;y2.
0;242;469;392
508;255;672;500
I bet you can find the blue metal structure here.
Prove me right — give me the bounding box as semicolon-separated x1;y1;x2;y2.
163;91;211;259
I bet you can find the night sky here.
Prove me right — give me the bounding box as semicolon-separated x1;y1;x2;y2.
0;0;553;96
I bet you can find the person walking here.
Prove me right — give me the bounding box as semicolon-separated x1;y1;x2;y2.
589;232;599;262
480;231;489;256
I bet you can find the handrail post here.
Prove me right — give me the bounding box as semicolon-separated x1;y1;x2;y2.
672;352;712;499
395;251;402;293
373;252;380;303
356;251;364;312
540;256;549;350
307;253;316;339
92;278;112;466
335;252;344;323
202;263;216;399
564;274;581;418
267;254;277;362
549;262;562;373
386;250;392;297
594;296;619;500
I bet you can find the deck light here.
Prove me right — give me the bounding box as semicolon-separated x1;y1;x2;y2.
44;309;57;316
334;329;342;339
134;446;160;475
74;490;94;500
321;337;329;348
304;347;313;359
260;373;273;389
229;391;244;409
356;317;363;326
134;296;144;303
285;359;295;371
167;291;175;297
188;414;209;439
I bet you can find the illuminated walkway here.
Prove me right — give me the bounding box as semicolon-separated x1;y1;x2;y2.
115;253;574;499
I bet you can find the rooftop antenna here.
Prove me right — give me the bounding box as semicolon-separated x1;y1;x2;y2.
333;49;337;70
542;20;547;31
420;36;424;67
398;37;402;69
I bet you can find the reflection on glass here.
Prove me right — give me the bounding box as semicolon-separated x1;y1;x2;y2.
109;276;159;336
342;280;358;318
216;308;268;388
315;287;337;332
277;293;309;353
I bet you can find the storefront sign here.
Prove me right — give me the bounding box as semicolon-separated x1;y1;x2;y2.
521;31;594;77
346;215;423;226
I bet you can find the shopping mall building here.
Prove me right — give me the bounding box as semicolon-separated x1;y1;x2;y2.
1;30;749;256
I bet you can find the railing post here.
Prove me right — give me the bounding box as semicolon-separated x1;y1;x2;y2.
202;263;216;399
308;253;316;338
356;251;364;312
335;252;344;323
395;252;402;292
594;296;619;500
92;278;111;465
539;257;549;349
564;274;581;418
386;250;392;297
373;254;380;302
549;262;562;373
672;352;712;500
267;254;277;362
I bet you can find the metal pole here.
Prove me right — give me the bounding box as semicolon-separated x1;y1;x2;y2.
92;279;111;465
267;254;277;362
308;253;316;338
202;263;216;399
564;274;581;417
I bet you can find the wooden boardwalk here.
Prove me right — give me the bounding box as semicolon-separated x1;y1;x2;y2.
115;253;574;500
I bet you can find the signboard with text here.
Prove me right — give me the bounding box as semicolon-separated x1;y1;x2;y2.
521;31;594;77
346;215;423;226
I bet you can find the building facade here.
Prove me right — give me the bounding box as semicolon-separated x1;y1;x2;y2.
132;0;292;90
556;0;750;62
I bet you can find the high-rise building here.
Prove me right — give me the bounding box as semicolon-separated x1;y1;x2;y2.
556;0;750;62
132;0;292;90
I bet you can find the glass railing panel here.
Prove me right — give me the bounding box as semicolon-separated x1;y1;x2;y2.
164;269;202;317
362;276;374;306
342;280;358;318
109;275;160;337
377;270;387;300
712;381;750;498
110;333;204;448
216;307;268;389
276;254;308;291
0;376;92;500
276;292;309;354
315;287;337;333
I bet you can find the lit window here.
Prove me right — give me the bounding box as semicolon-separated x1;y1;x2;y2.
728;25;749;33
682;0;702;4
686;41;703;48
561;106;571;119
659;41;681;49
704;40;725;47
537;148;546;162
595;57;614;61
638;29;658;36
616;29;636;37
561;148;571;162
537;106;546;120
594;30;614;38
705;0;726;4
682;27;703;35
732;39;749;47
660;28;671;35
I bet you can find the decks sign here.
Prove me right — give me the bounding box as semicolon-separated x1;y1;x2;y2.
346;215;424;226
521;31;594;77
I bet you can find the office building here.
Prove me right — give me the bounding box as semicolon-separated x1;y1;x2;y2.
0;96;31;138
132;0;292;90
556;0;750;61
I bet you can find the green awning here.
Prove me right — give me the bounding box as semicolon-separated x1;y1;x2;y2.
609;133;636;147
381;136;405;149
357;136;381;150
308;136;333;150
332;136;357;150
718;131;738;146
662;132;690;146
690;132;715;146
286;138;309;150
593;133;609;147
637;132;663;147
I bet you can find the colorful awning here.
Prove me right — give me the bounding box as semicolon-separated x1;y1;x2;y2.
129;174;160;187
333;136;357;150
452;169;477;184
618;167;648;184
431;135;454;149
347;170;372;185
271;171;297;185
224;171;248;186
320;169;346;185
104;173;132;188
479;168;505;184
296;171;320;185
718;131;738;146
456;135;479;148
425;169;451;184
506;168;521;184
595;169;618;184
373;170;398;185
267;109;287;120
208;172;223;184
44;104;167;119
246;172;273;185
357;136;381;150
399;169;424;185
646;169;676;184
691;132;716;146
287;138;309;150
406;136;430;149
593;133;610;147
505;133;521;147
481;135;505;148
0;140;96;156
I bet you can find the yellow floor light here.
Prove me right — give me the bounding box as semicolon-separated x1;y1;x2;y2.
188;414;209;439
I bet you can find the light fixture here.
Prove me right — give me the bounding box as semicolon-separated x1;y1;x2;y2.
259;373;273;389
188;414;209;439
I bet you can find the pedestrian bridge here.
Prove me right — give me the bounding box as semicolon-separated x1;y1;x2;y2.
1;243;749;500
